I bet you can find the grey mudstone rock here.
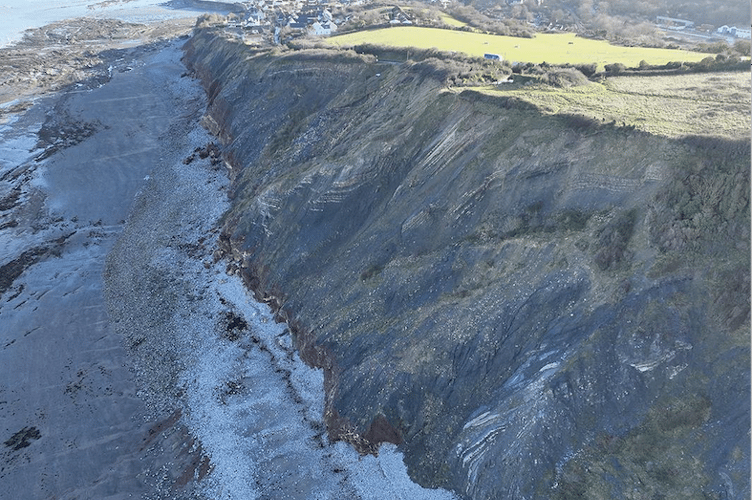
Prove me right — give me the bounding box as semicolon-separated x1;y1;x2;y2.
182;29;750;500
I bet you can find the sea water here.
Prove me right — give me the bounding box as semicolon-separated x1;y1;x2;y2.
0;0;189;47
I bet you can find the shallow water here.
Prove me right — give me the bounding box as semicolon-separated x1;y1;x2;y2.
0;0;192;47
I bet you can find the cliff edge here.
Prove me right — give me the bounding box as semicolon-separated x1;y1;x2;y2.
182;29;750;500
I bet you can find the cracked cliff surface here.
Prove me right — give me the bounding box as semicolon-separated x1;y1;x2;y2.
182;29;750;499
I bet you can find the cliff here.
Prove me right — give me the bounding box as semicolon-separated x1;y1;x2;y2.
182;29;750;499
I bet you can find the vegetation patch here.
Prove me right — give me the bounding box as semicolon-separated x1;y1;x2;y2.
551;395;713;500
438;13;466;28
593;208;638;271
649;137;750;253
480;71;750;138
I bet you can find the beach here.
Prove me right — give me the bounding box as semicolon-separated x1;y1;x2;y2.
0;24;213;498
0;7;459;499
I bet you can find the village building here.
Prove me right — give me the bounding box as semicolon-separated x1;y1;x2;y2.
310;20;337;35
717;25;751;39
656;16;695;29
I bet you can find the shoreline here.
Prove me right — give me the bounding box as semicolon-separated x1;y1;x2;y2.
0;17;197;107
1;16;460;500
0;1;198;48
0;30;216;499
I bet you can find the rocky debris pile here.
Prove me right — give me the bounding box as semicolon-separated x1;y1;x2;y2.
0;18;194;106
183;141;222;166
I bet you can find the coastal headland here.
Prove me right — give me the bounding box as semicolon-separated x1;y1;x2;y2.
183;25;749;499
1;9;749;500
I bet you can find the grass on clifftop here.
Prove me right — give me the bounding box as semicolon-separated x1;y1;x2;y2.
329;28;710;69
470;71;751;139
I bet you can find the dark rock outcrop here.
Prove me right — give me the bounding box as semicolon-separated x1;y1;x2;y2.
182;29;750;499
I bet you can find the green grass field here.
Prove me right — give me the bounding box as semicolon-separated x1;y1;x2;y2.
439;14;467;28
329;27;710;68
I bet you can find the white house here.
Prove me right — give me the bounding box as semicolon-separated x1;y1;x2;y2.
310;21;337;35
717;25;751;39
246;8;266;25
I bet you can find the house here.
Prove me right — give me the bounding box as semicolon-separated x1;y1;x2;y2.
389;6;412;25
656;16;695;29
246;8;266;25
288;14;309;28
718;25;752;39
310;20;337;35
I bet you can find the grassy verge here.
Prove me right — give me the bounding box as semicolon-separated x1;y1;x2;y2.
473;71;751;139
439;13;467;28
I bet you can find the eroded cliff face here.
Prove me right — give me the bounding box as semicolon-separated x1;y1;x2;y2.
182;30;750;500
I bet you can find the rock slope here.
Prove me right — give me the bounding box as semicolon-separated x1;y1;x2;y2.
183;29;750;499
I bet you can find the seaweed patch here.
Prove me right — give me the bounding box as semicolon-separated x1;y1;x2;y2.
4;426;41;452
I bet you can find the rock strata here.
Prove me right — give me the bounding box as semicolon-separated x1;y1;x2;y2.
183;28;750;499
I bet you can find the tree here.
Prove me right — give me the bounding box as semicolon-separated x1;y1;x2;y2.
604;62;626;74
733;39;751;57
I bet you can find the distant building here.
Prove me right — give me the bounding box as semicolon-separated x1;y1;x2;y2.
246;8;266;25
656;16;695;29
717;25;751;39
389;6;412;25
288;13;308;28
310;21;337;35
